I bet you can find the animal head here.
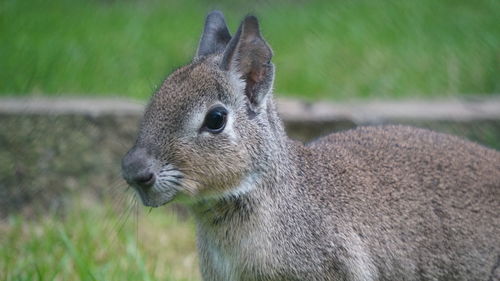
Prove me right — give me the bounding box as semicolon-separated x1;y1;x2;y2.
122;11;280;207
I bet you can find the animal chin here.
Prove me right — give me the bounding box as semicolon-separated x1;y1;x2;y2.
139;191;178;207
134;183;179;207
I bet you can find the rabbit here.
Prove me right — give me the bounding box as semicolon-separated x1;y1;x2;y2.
121;11;500;281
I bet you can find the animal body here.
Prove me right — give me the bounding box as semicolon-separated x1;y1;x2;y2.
122;11;500;281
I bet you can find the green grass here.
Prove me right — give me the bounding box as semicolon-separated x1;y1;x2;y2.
1;0;499;100
0;195;200;281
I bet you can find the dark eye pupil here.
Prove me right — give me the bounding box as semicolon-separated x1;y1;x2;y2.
204;107;227;133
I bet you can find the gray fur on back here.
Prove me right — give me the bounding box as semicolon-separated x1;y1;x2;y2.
193;123;500;281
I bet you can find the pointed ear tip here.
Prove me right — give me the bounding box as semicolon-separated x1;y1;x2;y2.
207;10;225;20
204;10;229;32
241;15;261;35
243;15;259;25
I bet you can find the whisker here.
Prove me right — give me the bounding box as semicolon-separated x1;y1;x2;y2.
109;194;136;247
159;168;176;173
105;192;135;238
108;184;132;215
134;200;139;249
106;178;127;193
99;184;133;234
165;179;182;186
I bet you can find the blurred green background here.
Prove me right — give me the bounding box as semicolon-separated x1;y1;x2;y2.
1;0;499;280
1;0;499;100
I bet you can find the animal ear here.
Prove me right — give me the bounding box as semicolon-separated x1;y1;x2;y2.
221;15;274;111
196;11;232;58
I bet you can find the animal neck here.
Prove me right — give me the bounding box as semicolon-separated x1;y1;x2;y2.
189;156;286;228
190;146;296;232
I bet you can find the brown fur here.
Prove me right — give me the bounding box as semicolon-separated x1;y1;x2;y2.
122;12;500;281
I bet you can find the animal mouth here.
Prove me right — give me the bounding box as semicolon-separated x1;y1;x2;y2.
134;164;184;207
134;185;178;208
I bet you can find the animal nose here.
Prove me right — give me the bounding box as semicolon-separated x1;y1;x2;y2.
133;172;155;186
121;147;156;189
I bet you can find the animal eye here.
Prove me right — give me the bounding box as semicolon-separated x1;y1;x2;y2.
203;106;228;133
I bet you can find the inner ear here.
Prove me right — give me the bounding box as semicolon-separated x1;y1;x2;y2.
221;15;273;111
196;11;232;58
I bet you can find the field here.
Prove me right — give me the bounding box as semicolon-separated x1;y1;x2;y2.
1;0;499;100
1;0;499;280
1;193;200;281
